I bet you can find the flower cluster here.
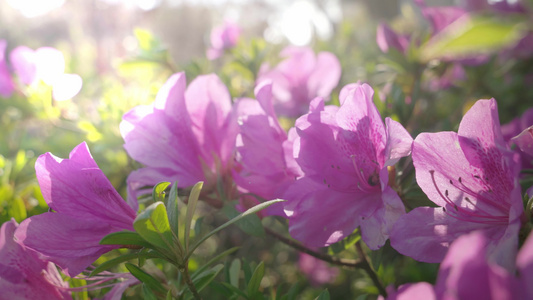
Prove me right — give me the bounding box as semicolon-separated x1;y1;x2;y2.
2;4;533;298
0;40;82;101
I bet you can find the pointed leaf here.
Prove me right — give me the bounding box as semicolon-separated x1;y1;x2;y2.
167;181;180;236
186;199;285;259
185;182;203;252
134;202;174;252
90;252;161;276
126;263;167;294
142;283;158;300
229;259;241;288
223;204;265;237
247;261;264;297
314;289;330;300
192;247;240;280
153;181;171;202
100;230;152;248
192;264;224;293
220;282;248;298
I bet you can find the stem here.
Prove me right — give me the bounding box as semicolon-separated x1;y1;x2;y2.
355;242;387;297
264;227;364;269
182;262;201;300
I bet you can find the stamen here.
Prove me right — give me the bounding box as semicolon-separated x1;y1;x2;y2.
428;170;508;225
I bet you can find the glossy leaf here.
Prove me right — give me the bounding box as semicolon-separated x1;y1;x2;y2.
229;259;241;288
133;202;174;252
126;263;167;294
167;181;180;236
90;252;161;276
185;181;203;252
99;230;152;248
222;203;265;237
247;261;264;297
153;181;171;202
186;199;284;259
421;16;525;61
192;247;240;281
315;289;330;300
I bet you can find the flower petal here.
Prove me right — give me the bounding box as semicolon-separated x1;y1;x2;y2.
9;46;37;85
389;207;507;263
384;117;413;167
15;213;116;277
36;142;136;228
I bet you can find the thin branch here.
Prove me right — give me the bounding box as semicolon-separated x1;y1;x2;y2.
182;262;201;300
354;242;387;297
264;227;364;269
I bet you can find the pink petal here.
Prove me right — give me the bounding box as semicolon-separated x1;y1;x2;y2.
359;186;406;250
35;142;136;228
284;177;379;247
390;207;508;263
384;117;413;167
511;126;533;156
15;213;116;277
0;219;70;299
35;47;65;85
52;73;82;101
307;51;341;98
9;46;37;85
0;40;15;98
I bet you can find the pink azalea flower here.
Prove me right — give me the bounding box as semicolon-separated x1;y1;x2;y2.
9;46;82;101
390;99;523;268
384;230;533;299
256;46;341;118
376;23;410;54
0;40;15;98
284;83;413;249
502;107;533;170
233;81;303;216
206;21;241;60
121;72;239;203
298;253;339;286
1;219;71;300
512;125;533;156
15;142;137;277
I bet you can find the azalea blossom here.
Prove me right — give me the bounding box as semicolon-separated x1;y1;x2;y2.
383;230;533;299
390;99;523;268
0;40;15;98
256;46;341;117
1;219;71;300
502;107;533;170
15;142;137;276
284;83;413;249
298;253;339;286
206;21;241;60
121;72;239;204
233;81;303;216
9;46;82;101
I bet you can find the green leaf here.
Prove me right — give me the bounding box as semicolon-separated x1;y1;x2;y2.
90;252;161;276
229;259;241;287
142;283;158;300
99;231;152;248
185;182;203;252
167;181;180;236
420;16;526;62
126;263;167;294
314;289;330;300
191;247;239;281
222;203;265;237
133;202;175;252
192;264;224;293
153;181;171;202
186;199;284;260
166;289;173;300
9;197;27;222
220;282;248;298
247;261;264;297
